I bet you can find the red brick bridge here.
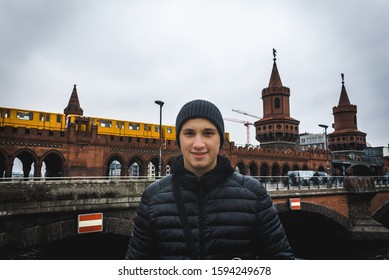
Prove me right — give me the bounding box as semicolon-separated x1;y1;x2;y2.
0;176;388;259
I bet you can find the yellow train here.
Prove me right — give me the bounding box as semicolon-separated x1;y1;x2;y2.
0;107;66;131
66;114;176;140
0;106;230;142
0;107;176;141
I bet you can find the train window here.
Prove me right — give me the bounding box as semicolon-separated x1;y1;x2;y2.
145;124;151;131
46;114;50;122
100;120;112;128
1;109;9;118
155;125;160;133
129;123;140;130
40;113;44;121
56;115;62;123
167;127;172;134
17;111;33;120
116;121;124;129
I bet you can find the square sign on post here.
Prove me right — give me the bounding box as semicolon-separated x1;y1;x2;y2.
289;198;301;210
78;213;103;234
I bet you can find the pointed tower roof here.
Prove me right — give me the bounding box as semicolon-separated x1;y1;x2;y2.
64;84;83;115
268;48;283;87
338;73;351;106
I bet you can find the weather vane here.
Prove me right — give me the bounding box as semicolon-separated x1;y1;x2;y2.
273;48;277;61
341;73;345;85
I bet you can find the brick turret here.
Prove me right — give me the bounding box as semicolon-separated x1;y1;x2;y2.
328;74;367;152
254;49;300;150
64;84;83;116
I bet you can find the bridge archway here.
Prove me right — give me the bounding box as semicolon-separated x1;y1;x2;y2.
128;156;145;177
260;163;269;176
149;157;160;177
13;149;38;178
248;161;258;176
41;151;65;177
271;163;280;176
282;163;290;176
106;154;126;177
275;202;352;259
235;161;246;175
347;163;373;176
292;164;299;170
165;157;175;176
373;201;389;229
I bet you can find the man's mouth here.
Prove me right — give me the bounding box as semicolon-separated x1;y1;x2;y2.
192;152;207;156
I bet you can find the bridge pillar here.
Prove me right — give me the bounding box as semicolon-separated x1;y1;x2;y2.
345;177;389;241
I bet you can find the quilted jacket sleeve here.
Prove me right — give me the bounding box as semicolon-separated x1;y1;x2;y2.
125;181;160;260
243;176;295;259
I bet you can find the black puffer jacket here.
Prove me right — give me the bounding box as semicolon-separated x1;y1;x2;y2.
126;155;294;260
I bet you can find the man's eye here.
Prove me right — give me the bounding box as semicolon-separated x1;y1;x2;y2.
204;131;215;137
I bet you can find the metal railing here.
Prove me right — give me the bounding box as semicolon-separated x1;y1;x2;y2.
1;175;388;191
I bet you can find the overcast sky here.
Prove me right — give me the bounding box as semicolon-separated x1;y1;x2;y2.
1;0;388;147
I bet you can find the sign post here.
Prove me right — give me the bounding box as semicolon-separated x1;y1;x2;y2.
78;213;103;234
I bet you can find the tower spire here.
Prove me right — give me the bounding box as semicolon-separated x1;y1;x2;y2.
268;48;283;87
338;73;351;106
254;49;300;150
64;84;84;115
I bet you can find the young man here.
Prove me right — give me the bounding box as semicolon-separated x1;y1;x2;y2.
125;99;294;259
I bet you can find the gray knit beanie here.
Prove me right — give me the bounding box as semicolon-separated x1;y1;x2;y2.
175;99;225;148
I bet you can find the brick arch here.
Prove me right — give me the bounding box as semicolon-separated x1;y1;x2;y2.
282;163;291;176
271;162;281;176
41;150;66;177
148;156;160;177
128;156;146;177
373;201;389;228
10;212;135;251
260;162;270;176
165;156;176;176
248;161;258;176
13;148;39;177
235;161;247;175
274;201;351;231
105;154;127;177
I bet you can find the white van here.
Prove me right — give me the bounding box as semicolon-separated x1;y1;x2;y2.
287;170;328;186
287;170;315;186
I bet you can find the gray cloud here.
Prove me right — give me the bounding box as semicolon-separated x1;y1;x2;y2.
1;0;387;147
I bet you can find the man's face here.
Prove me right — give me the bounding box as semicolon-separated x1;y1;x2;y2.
179;118;221;177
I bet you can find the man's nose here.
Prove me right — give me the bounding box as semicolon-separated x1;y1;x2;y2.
193;134;205;148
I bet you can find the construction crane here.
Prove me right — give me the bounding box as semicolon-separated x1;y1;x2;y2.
224;118;254;145
232;108;260;119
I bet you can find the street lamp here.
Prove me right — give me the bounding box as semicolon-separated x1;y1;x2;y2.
318;124;329;174
155;100;164;177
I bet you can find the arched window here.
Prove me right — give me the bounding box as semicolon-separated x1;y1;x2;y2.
274;98;280;109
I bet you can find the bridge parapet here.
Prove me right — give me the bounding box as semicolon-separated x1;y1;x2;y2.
0;179;153;216
342;176;389;241
344;176;375;192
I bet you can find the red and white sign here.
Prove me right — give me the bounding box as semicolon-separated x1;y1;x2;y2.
289;198;301;210
78;213;103;234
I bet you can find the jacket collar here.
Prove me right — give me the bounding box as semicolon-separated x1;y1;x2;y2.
171;155;234;191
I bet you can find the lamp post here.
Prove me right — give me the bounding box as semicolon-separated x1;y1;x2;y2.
318;124;329;174
155;100;164;177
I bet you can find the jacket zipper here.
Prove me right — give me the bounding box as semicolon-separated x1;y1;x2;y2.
197;177;205;259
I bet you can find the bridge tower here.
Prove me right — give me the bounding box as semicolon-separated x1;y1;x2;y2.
254;49;300;150
64;84;83;116
328;74;368;175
